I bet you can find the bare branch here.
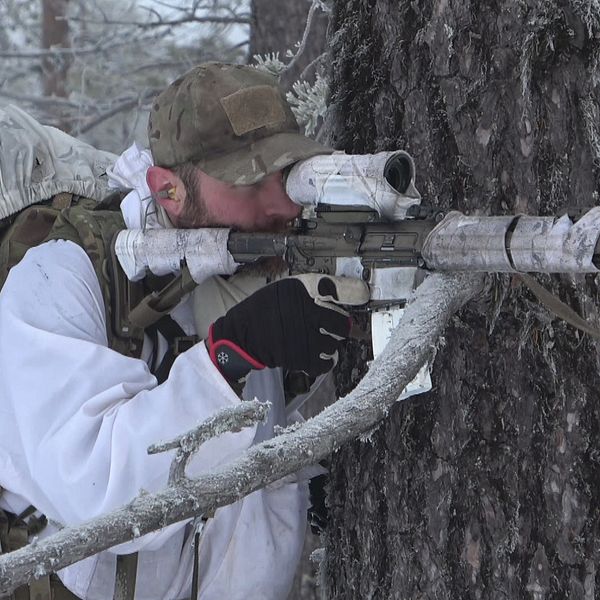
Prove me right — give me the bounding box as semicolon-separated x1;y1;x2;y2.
74;91;160;135
283;0;322;78
0;272;484;595
0;35;163;59
299;52;327;83
147;400;270;485
65;14;251;28
0;91;78;109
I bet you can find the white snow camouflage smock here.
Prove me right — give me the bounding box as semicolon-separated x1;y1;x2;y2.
0;108;310;599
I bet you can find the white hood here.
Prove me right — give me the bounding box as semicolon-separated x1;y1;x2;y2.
107;142;172;230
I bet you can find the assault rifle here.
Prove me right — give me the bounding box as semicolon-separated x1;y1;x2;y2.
115;149;600;312
227;202;441;308
229;151;600;306
115;149;599;372
113;150;600;393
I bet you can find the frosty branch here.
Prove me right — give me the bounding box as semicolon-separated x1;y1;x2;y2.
282;0;323;79
0;272;484;595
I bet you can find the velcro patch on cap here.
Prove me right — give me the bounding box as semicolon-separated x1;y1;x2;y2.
220;85;288;136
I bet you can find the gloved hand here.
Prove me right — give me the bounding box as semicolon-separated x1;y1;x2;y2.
207;274;370;383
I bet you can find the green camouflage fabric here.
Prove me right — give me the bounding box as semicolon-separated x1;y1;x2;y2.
0;195;142;357
148;62;332;185
0;105;117;220
46;201;144;357
0;204;62;288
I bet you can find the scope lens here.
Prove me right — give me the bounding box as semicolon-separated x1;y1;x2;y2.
384;156;412;194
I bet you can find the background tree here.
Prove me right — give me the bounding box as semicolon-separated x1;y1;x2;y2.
41;0;71;130
320;1;600;597
0;0;249;151
0;0;330;152
249;0;328;89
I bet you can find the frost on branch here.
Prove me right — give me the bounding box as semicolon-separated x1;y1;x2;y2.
148;400;270;485
252;52;287;77
286;74;329;136
252;51;330;136
252;0;330;136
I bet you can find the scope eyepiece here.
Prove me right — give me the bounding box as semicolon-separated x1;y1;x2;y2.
384;155;413;194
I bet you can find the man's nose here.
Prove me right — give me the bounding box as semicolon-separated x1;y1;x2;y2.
263;194;301;218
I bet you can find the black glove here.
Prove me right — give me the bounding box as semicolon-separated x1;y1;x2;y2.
207;274;369;382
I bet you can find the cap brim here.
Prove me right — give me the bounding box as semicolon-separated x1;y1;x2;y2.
197;132;333;185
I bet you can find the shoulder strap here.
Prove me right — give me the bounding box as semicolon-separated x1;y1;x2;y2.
114;553;138;600
44;199;147;358
0;200;67;289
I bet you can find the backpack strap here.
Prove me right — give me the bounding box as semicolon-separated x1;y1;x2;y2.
0;204;64;289
147;315;199;384
45;200;200;363
44;199;147;358
0;501;53;600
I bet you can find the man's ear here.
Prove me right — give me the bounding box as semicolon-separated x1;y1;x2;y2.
146;166;185;219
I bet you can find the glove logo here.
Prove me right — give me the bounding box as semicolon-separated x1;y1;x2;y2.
217;351;229;365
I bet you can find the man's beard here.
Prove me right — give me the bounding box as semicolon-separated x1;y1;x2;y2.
176;166;296;233
176;165;293;277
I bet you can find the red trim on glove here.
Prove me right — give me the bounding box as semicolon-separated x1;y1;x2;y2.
208;323;267;372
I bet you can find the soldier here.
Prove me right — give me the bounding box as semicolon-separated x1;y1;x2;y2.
0;63;367;599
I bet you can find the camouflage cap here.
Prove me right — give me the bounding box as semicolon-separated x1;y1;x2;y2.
148;62;332;185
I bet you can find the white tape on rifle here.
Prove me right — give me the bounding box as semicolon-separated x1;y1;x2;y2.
422;208;600;273
114;228;239;282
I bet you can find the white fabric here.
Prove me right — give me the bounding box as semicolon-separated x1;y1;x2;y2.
0;143;310;599
0;105;116;219
0;241;309;599
107;142;170;231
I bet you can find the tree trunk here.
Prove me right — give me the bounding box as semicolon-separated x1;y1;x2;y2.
323;1;600;598
249;0;328;88
41;0;71;130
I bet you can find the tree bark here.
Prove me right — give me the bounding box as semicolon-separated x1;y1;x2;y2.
249;0;328;88
324;1;600;598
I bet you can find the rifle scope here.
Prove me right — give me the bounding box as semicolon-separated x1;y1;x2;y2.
284;150;422;220
383;154;413;195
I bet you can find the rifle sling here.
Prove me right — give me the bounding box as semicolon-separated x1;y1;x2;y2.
113;553;138;600
518;273;600;341
128;266;198;330
147;315;199;384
